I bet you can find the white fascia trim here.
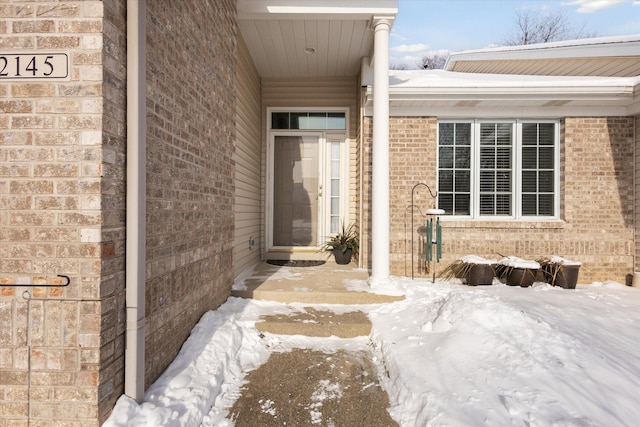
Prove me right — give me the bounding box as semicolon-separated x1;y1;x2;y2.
388;86;635;99
237;0;398;20
363;85;636;106
383;105;633;119
445;34;640;70
628;100;640;116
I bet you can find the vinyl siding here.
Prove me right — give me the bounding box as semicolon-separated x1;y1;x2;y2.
235;35;262;277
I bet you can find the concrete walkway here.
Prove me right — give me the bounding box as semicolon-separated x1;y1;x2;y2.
228;261;402;425
232;261;404;304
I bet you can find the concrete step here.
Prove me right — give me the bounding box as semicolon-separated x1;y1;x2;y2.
232;262;405;305
255;308;372;338
232;288;403;304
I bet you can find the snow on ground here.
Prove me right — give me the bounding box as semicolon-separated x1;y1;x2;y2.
104;277;640;427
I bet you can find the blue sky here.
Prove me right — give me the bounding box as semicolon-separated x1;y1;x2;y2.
390;0;640;66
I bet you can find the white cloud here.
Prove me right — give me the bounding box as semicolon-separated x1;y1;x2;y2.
390;32;408;41
390;43;430;53
563;0;629;13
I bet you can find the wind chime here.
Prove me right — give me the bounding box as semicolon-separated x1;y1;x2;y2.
411;183;445;282
425;208;444;283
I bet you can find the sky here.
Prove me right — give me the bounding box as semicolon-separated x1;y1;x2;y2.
390;0;640;67
103;270;640;426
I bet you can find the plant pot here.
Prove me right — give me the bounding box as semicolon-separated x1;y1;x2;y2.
505;267;537;287
333;248;353;265
543;264;580;289
467;264;494;286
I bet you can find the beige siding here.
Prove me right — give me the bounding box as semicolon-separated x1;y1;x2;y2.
261;78;359;256
450;57;640;77
235;36;262;277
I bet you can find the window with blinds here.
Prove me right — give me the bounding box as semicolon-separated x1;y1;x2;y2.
522;123;555;216
437;120;558;219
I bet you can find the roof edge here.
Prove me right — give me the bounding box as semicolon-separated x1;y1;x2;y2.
445;34;640;71
237;0;398;20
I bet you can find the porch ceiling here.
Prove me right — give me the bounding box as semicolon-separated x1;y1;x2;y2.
237;0;398;78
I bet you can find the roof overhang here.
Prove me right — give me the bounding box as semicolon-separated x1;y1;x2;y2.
363;69;640;118
237;0;398;78
444;34;640;77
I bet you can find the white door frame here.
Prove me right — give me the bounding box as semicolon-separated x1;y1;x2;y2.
266;108;350;255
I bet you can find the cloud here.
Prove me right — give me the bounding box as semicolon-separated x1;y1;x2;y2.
563;0;630;13
390;32;408;41
390;43;430;53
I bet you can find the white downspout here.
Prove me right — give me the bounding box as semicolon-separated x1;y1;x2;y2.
370;17;392;285
125;0;146;402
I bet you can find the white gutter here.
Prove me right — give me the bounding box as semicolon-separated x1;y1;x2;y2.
362;73;640;113
125;0;146;402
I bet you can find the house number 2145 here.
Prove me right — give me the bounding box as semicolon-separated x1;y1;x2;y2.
0;53;69;80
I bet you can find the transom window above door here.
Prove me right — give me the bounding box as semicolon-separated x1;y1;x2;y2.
271;112;346;130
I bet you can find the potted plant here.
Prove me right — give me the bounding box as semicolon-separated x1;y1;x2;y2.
440;255;496;286
321;223;359;265
495;256;540;287
537;256;581;289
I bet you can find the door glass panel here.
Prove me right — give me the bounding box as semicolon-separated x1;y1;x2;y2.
330;141;341;234
273;135;319;246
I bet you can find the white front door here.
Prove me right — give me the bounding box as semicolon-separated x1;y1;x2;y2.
267;132;347;252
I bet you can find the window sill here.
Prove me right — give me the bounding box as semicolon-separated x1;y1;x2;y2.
439;219;566;230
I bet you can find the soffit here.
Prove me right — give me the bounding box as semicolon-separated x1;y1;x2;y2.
237;0;398;78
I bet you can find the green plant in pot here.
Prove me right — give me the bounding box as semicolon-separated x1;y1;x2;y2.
321;223;359;265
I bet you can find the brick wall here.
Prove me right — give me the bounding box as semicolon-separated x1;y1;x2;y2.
100;0;127;422
0;0;237;424
144;0;237;386
0;1;117;425
363;116;635;284
635;115;640;273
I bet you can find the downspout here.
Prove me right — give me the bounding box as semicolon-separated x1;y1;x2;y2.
125;0;146;402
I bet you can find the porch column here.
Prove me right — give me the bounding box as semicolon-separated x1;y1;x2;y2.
370;17;392;285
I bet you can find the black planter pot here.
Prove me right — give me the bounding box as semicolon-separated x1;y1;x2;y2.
333;248;353;265
505;267;538;287
467;264;494;286
543;265;580;289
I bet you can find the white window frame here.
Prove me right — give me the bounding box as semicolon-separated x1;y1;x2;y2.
437;119;560;220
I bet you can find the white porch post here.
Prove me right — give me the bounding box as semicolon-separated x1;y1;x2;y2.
370;17;391;285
